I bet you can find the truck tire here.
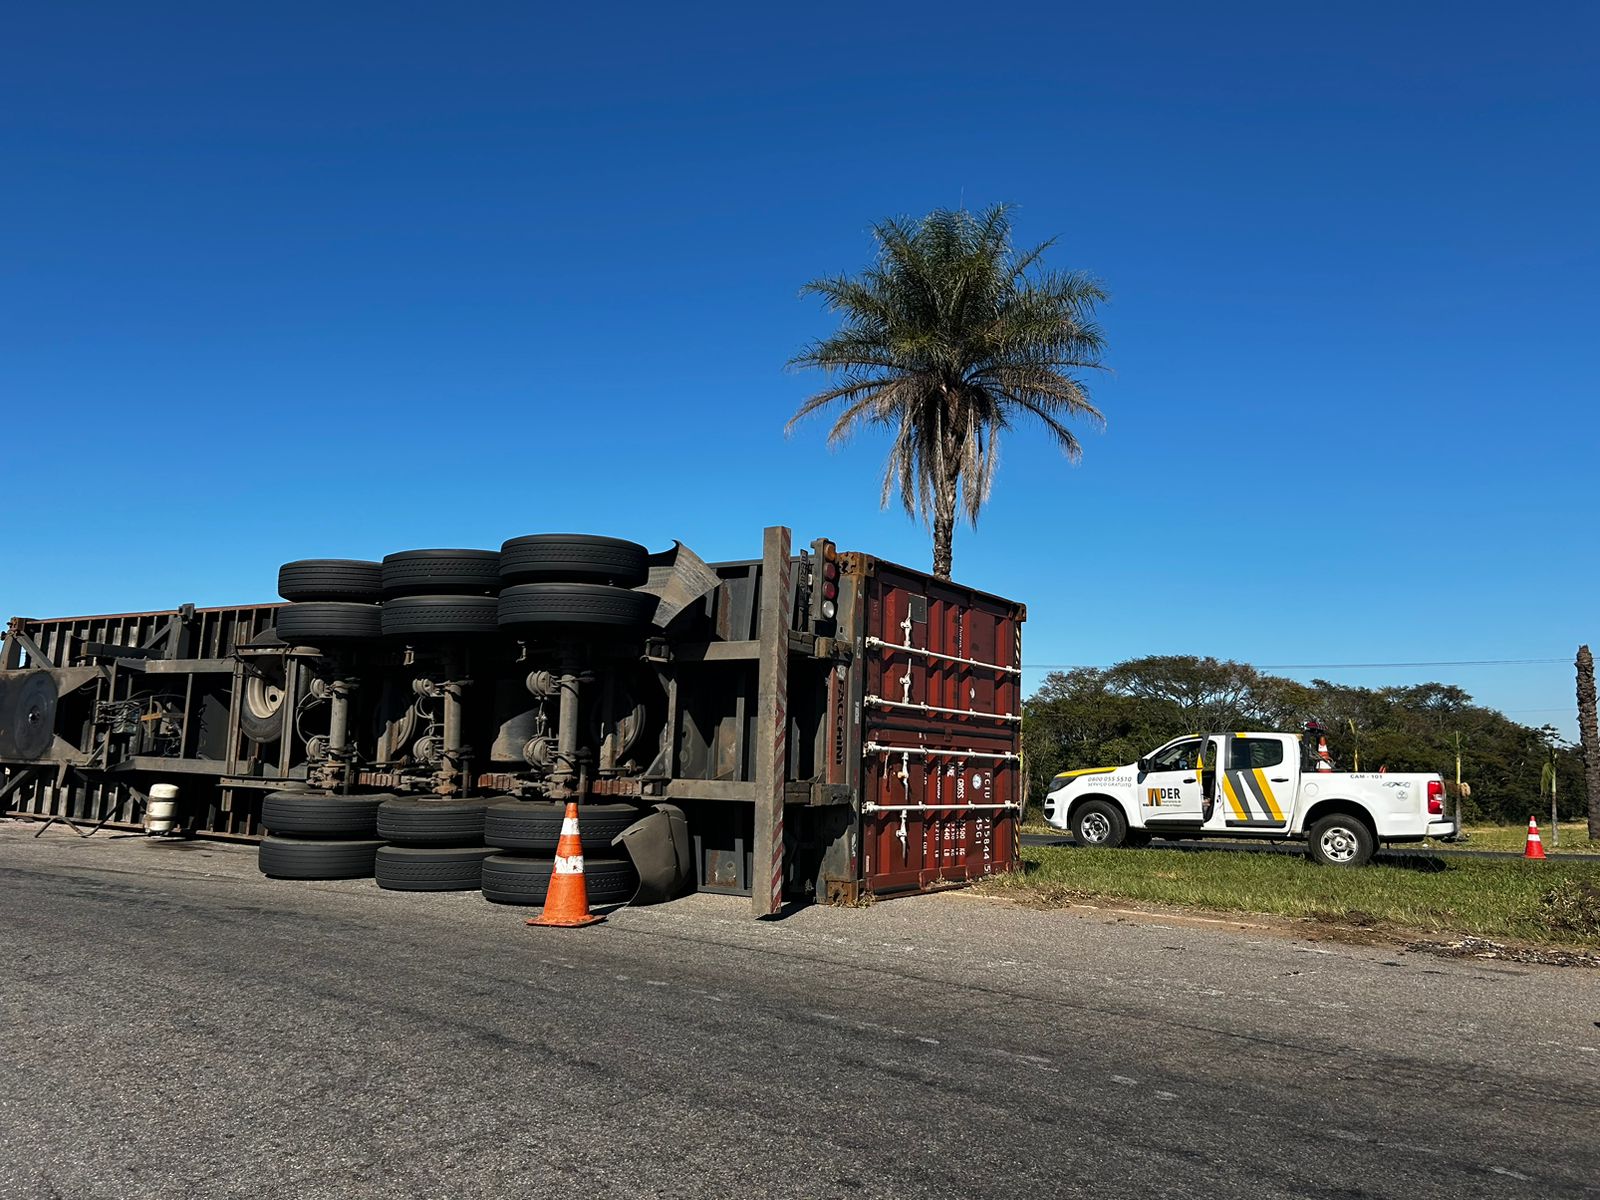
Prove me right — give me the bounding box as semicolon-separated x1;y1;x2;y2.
483;800;644;852
1307;813;1376;867
261;792;387;837
377;796;491;846
276;601;382;643
497;583;656;630
381;549;501;598
259;837;384;880
480;854;638;906
498;535;650;587
277;560;383;603
375;845;497;891
1071;799;1128;848
380;594;499;638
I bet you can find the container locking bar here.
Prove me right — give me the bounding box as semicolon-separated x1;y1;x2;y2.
863;742;1020;763
864;636;1020;676
864;801;1022;813
864;695;1021;723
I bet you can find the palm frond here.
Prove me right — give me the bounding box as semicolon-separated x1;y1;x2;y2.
788;204;1110;574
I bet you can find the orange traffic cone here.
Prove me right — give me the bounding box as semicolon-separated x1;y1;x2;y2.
1315;737;1334;772
528;802;604;928
1523;818;1546;861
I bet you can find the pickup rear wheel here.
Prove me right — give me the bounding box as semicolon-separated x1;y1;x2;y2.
1307;814;1376;867
1071;800;1128;848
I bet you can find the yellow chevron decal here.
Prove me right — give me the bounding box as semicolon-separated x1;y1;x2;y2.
1252;768;1285;821
1221;772;1247;820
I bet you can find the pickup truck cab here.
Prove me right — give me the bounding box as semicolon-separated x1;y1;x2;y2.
1041;731;1454;866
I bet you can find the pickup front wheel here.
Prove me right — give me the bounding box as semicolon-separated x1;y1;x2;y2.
1071;800;1128;849
1307;814;1376;867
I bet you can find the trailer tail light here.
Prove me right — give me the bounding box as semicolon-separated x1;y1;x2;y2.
809;538;839;630
1427;780;1444;816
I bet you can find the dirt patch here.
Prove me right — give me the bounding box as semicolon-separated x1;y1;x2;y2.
1311;906;1378;928
1403;934;1600;970
964;887;1600;965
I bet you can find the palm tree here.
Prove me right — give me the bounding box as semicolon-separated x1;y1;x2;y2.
1577;644;1599;840
1539;728;1564;848
787;205;1108;580
1540;757;1557;839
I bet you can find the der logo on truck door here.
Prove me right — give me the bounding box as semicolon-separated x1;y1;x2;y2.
1146;787;1181;805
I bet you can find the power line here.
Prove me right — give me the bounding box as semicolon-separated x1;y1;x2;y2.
1022;658;1568;670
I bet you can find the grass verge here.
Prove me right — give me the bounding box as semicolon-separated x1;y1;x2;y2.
1447;821;1599;855
1020;819;1600;855
977;843;1600;950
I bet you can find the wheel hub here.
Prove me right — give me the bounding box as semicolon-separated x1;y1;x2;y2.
1080;811;1112;844
1320;827;1357;863
245;674;285;719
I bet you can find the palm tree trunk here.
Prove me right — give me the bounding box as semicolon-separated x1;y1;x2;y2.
1578;644;1600;840
931;499;956;580
930;444;963;580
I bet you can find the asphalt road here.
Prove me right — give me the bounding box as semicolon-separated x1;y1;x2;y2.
2;822;1597;1199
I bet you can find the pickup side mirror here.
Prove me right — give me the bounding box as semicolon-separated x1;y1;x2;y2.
1136;757;1150;773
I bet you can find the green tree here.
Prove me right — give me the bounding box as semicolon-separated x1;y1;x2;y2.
788;205;1107;579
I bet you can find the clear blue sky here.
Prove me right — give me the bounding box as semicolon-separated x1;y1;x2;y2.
3;3;1595;735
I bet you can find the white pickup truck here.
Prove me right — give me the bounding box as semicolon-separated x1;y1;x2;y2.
1041;731;1454;866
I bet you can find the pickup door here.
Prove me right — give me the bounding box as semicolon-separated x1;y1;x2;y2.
1220;735;1295;829
1138;736;1216;826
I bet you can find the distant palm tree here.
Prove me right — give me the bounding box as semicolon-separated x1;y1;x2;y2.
1539;737;1561;848
1578;644;1599;840
787;205;1108;580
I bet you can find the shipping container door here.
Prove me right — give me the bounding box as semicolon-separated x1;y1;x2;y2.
858;562;1022;894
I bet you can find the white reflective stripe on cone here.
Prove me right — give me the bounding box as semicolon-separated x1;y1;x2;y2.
561;817;580;836
554;853;585;875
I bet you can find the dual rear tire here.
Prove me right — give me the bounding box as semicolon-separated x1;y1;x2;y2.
259;791;390;880
497;535;653;632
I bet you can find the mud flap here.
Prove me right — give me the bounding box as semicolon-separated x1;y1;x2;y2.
612;803;693;905
637;542;721;629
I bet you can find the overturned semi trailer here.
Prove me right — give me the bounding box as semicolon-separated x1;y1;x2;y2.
0;527;1023;914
